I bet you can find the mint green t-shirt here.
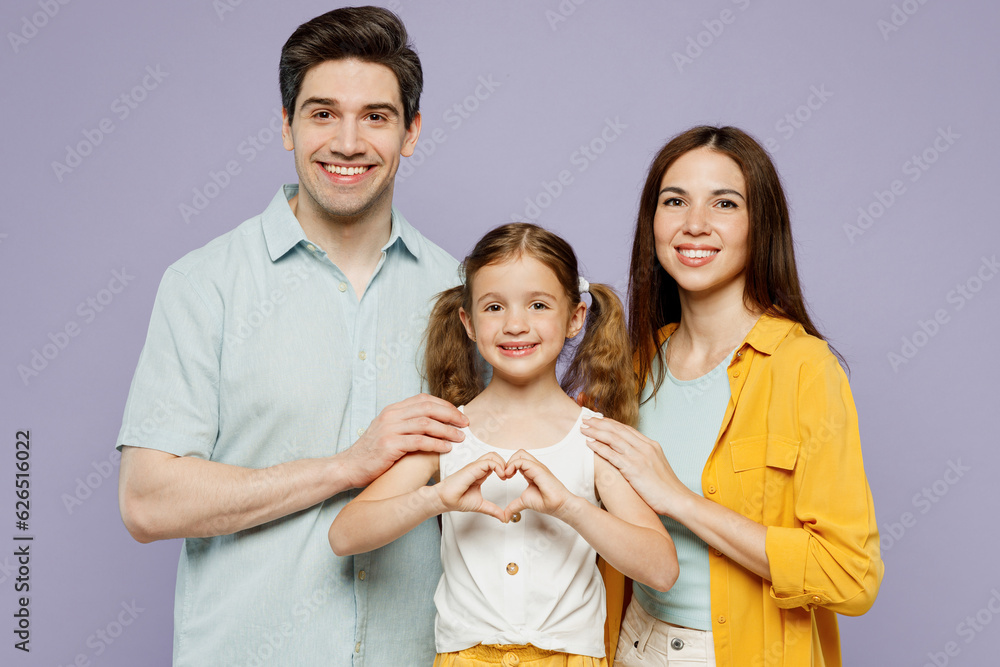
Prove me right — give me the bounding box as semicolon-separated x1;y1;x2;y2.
632;339;735;631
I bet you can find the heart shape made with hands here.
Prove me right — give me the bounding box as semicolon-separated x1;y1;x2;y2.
469;455;557;524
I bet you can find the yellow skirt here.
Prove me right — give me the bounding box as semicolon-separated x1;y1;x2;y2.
433;644;608;666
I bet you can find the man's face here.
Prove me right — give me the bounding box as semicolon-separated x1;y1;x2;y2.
281;58;420;224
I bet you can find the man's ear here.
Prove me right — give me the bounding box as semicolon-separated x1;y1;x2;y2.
281;107;295;151
400;111;422;157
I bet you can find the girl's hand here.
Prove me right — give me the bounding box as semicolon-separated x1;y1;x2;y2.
435;452;508;522
582;416;689;518
503;450;575;520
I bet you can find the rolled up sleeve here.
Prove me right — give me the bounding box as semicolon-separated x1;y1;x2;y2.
765;356;883;615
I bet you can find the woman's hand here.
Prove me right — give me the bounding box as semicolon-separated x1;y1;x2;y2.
582;416;692;518
435;452;508;522
584;415;771;579
502;449;575;521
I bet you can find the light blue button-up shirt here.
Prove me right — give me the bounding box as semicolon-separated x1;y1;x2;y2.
118;185;458;666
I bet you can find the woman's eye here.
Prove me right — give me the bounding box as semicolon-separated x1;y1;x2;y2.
718;199;738;209
662;197;683;207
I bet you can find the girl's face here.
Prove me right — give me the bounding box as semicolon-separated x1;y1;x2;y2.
459;255;585;386
652;147;750;302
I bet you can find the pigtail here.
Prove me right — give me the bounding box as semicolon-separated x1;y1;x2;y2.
562;283;638;426
425;285;485;407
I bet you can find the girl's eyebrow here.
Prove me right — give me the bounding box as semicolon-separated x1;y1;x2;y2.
476;290;558;305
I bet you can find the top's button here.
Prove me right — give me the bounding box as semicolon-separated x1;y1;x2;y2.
306;244;316;252
707;485;717;494
338;282;348;292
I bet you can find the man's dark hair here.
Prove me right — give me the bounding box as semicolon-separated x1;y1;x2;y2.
280;6;422;128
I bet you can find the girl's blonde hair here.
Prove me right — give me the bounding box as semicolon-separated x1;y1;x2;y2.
426;223;637;426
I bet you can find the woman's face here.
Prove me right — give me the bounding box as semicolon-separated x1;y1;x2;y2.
652;147;750;302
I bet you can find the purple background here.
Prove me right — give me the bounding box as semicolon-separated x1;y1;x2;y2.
3;1;998;665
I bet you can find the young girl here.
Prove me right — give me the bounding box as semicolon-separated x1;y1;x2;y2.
330;223;677;666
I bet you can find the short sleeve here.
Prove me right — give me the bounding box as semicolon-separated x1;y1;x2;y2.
117;268;221;459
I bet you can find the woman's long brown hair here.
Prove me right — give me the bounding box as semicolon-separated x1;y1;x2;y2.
629;126;835;399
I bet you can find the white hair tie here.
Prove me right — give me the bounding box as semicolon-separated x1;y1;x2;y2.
578;277;589;294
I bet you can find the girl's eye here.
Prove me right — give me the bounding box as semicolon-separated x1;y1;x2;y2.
485;304;502;312
530;302;548;311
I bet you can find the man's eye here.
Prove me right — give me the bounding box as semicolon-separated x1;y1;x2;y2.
315;111;332;119
368;113;385;122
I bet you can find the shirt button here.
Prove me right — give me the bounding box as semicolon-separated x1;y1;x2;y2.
510;512;521;523
306;243;316;252
358;351;367;361
708;485;717;494
338;282;348;292
354;642;361;653
712;548;723;557
357;427;365;437
358;570;366;581
812;595;821;604
732;370;740;378
506;562;519;575
718;615;727;624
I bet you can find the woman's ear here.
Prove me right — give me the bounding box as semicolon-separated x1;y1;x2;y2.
566;300;587;339
459;307;477;342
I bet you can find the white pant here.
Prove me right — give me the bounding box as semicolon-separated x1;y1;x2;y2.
613;600;716;666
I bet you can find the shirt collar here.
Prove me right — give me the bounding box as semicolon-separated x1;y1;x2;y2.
261;184;421;262
655;312;797;357
261;185;308;262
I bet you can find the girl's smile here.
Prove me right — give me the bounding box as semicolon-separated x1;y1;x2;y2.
459;255;585;386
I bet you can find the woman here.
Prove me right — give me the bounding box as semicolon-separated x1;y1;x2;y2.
583;126;882;666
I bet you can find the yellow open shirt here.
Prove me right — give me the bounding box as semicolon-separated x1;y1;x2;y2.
604;314;883;666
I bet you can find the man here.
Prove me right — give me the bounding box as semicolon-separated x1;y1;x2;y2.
117;7;466;666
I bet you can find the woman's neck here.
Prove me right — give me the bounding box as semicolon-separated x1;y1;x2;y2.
669;285;761;380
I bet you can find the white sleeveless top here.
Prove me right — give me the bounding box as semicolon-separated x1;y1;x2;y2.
434;406;606;657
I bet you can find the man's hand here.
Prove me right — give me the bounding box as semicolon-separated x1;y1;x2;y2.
341;393;468;489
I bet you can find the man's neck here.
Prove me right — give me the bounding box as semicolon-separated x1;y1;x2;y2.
289;193;393;296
